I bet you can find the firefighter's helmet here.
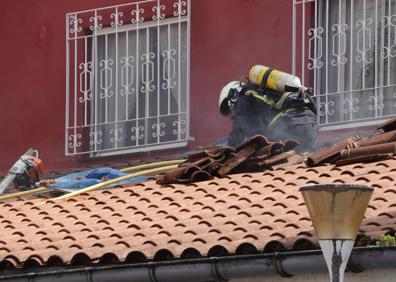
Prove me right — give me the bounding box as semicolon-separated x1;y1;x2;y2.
219;81;242;116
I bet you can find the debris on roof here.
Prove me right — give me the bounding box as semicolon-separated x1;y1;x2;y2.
306;135;362;166
307;118;396;167
377;116;396;132
157;135;303;185
49;167;147;190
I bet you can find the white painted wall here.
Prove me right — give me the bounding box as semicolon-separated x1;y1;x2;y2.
233;268;396;282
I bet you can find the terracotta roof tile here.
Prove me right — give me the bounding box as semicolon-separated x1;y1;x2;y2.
2;156;396;269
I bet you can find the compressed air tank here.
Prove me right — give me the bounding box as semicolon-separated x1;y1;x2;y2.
248;65;302;93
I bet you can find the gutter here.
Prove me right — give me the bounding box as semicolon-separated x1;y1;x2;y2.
1;247;396;282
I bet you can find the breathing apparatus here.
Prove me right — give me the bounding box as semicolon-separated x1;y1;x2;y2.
218;65;316;116
248;65;302;93
247;65;315;112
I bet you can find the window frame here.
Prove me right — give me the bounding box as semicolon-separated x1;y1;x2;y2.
65;1;191;157
93;16;189;157
292;0;396;130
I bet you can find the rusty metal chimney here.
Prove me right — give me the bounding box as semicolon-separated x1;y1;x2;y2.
299;184;373;282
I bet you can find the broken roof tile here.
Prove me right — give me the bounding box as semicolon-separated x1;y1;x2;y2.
377;116;396;132
306;135;362;166
155;135;304;186
340;142;396;160
358;130;396;147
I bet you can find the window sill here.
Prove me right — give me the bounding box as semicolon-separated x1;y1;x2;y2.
88;141;188;158
319;116;396;131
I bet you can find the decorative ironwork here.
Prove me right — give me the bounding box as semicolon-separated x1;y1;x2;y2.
393;89;396;108
162;49;177;90
173;120;186;135
69;16;82;34
319;100;335;117
173;0;187;16
89;131;103;145
131;125;144;141
293;0;396;128
331;23;348;66
152;4;166;21
79;62;93;103
369;95;384;111
382;15;396;59
111;11;124;27
89;14;103;31
356;18;373;64
99;59;114;98
141;52;155;93
110;128;124;143
131;7;145;24
152;122;166;138
68;133;82;149
66;0;190;155
307;26;324;69
344;97;360;114
120;56;135;96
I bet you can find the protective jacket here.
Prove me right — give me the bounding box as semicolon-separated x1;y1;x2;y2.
228;88;318;151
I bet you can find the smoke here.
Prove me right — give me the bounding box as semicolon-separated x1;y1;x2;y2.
228;94;318;153
267;109;318;153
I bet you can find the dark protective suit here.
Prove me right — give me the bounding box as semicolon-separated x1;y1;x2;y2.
228;93;318;151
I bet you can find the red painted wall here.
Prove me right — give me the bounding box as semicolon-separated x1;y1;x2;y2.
0;0;293;173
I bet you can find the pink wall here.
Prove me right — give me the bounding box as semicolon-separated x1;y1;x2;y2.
0;0;293;173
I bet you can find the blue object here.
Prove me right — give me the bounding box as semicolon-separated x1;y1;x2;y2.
49;167;147;190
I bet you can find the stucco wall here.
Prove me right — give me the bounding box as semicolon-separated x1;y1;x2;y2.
233;268;396;282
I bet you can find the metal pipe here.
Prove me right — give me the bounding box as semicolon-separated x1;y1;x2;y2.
319;240;354;282
2;248;396;282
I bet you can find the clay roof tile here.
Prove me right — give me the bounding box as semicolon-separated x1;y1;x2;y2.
2;155;396;268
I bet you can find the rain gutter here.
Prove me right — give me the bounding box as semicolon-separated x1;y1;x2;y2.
0;247;395;282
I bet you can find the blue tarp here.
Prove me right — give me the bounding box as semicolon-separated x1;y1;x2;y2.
49;167;147;190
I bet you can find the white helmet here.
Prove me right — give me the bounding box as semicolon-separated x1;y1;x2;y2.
219;81;242;116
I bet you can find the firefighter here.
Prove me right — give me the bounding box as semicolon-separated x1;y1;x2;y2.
219;66;318;151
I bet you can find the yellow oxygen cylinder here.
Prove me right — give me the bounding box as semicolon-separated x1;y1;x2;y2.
248;65;302;93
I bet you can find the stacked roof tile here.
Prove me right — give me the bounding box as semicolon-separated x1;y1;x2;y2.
1;156;396;269
157;135;302;184
307;117;396;167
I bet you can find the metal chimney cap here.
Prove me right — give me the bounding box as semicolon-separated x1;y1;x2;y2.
299;183;373;192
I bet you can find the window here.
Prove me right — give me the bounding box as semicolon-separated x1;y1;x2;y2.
293;0;396;129
66;0;190;156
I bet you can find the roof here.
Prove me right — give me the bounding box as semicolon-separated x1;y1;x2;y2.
1;156;396;270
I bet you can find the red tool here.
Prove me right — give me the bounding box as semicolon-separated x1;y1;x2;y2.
0;149;44;194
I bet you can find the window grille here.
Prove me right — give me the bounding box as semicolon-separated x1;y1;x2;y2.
65;0;190;156
292;0;396;129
